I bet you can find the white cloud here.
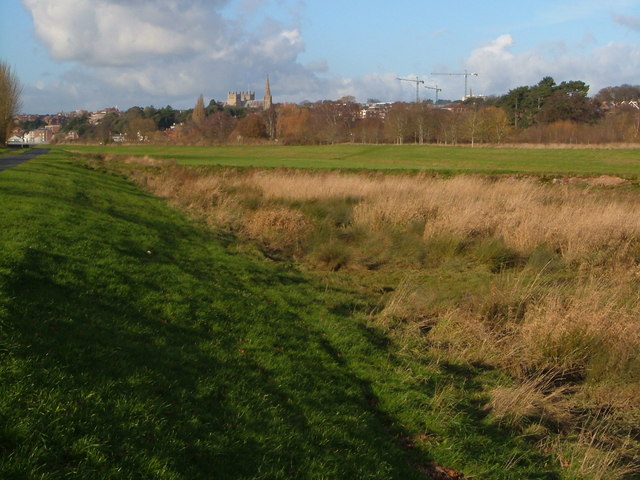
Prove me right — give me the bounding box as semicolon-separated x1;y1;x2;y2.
250;28;304;63
23;0;228;66
20;0;317;110
466;34;640;98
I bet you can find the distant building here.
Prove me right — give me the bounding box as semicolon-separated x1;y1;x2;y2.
227;91;255;107
89;112;106;125
599;99;640;112
45;124;61;134
360;102;392;119
15;114;40;123
65;131;79;141
225;76;273;110
44;114;67;126
24;128;53;144
89;107;119;125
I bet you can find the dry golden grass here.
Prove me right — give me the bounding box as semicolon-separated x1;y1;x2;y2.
241;206;310;253
554;413;640;480
131;166;247;226
130;165;640;261
241;171;640;261
516;277;640;379
487;373;573;429
429;269;640;377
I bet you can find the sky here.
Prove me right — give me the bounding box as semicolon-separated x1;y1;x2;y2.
1;0;640;114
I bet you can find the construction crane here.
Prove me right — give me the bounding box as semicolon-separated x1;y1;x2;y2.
431;70;478;99
423;83;442;105
397;75;425;102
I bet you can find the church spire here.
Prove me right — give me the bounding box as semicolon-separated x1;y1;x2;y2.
263;75;272;110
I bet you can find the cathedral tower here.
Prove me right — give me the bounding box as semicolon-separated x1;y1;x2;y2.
264;75;272;110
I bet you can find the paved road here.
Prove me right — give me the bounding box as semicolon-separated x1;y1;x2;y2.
0;148;50;172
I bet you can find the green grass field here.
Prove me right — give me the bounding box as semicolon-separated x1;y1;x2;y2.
0;150;562;478
64;143;640;176
0;147;19;157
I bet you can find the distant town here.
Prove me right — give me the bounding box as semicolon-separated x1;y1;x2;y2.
6;78;640;147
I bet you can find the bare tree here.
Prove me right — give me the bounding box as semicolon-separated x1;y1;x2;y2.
384;103;410;144
0;62;22;144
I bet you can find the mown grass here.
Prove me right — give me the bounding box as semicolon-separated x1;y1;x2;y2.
0;151;563;478
0;147;21;157
62;143;640;176
120;159;640;479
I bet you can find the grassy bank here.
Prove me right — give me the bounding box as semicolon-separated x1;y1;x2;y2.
0;151;564;477
62;144;640;176
119;157;640;479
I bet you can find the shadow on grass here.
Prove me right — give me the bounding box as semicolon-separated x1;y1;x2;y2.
0;156;431;479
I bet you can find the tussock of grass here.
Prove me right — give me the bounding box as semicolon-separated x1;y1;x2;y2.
486;373;573;430
552;412;640;480
242;205;310;254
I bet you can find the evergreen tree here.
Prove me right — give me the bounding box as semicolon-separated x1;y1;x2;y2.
192;94;205;125
498;77;593;128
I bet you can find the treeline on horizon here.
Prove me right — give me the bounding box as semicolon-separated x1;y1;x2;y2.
46;78;640;145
